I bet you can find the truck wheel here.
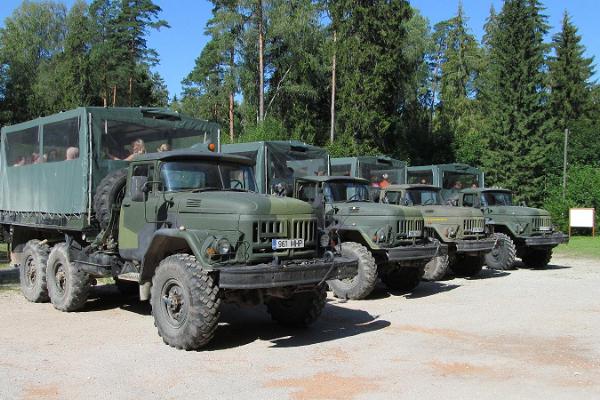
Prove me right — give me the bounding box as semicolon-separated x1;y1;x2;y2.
46;243;90;311
451;254;484;277
521;248;553;269
19;239;50;303
485;233;517;270
423;254;450;281
381;263;425;293
266;285;327;328
328;242;377;300
151;254;221;350
93;168;128;230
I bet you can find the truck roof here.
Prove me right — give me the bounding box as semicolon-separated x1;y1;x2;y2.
384;184;439;191
134;149;254;165
461;187;511;195
297;175;369;184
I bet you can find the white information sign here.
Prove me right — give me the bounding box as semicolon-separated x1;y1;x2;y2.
569;208;595;236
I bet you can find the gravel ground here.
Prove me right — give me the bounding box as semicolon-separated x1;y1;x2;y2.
1;255;599;400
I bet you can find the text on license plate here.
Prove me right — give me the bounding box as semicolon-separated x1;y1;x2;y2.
272;238;305;250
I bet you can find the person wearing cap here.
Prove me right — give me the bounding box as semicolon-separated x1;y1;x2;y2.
380;173;390;189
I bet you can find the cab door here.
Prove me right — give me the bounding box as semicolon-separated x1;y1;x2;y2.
119;162;160;261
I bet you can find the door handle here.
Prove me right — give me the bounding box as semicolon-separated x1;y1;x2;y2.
122;202;131;207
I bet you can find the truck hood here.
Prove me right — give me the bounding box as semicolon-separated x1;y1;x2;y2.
335;202;422;218
419;205;483;219
176;191;314;215
486;206;550;217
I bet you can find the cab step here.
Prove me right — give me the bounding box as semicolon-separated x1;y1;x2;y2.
117;272;140;282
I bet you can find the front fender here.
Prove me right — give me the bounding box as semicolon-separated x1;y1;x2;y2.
336;226;380;250
139;228;242;283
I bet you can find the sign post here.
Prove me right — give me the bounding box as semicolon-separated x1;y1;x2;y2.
568;208;595;237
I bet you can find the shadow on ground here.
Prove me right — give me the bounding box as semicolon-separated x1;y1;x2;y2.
513;260;571;270
402;281;461;299
0;267;19;285
82;284;391;351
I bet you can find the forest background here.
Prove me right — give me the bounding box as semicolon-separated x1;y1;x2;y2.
1;0;598;229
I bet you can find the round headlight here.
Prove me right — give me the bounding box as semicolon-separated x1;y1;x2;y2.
320;233;330;248
216;239;232;255
448;227;457;238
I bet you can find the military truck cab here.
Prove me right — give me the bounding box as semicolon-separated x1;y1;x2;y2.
407;164;484;202
378;184;496;280
331;156;406;195
457;188;568;270
0;109;357;350
294;176;439;299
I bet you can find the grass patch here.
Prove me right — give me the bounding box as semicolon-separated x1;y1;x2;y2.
555;236;600;259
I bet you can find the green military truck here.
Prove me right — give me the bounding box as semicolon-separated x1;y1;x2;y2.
223;142;438;300
407;163;484;202
457;188;569;270
378;185;496;280
0;108;357;350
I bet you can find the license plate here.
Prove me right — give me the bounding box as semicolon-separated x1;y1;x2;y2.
471;227;484;233
272;238;305;250
407;230;421;238
539;226;551;231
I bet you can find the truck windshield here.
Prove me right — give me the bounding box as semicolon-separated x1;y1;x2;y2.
402;189;443;206
324;181;371;202
481;191;513;206
160;161;256;192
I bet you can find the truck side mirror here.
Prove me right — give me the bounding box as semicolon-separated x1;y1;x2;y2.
130;175;149;202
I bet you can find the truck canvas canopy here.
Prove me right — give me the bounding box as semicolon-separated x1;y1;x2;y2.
407;164;485;201
221;141;329;194
0;107;220;230
331;156;407;187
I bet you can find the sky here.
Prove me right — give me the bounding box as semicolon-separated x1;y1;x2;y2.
1;0;599;100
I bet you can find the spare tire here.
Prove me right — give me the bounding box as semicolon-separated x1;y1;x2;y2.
93;168;128;230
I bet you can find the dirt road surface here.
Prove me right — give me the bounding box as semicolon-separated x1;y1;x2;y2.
1;255;599;400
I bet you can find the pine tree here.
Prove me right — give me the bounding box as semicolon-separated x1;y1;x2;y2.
0;1;67;122
436;3;483;165
549;11;594;132
480;0;552;205
329;0;413;154
182;0;242;140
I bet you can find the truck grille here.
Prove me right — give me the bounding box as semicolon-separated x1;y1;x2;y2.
252;219;316;247
532;216;552;231
463;217;485;233
398;218;424;238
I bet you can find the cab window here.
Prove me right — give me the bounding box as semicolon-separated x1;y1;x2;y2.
463;194;475;207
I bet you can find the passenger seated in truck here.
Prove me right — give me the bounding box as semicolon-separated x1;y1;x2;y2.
157;143;171;152
66;147;79;160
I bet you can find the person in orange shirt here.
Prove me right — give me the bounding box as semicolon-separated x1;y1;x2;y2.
379;173;390;188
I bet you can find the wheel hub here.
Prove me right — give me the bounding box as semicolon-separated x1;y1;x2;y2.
55;264;67;295
161;281;187;326
25;257;36;287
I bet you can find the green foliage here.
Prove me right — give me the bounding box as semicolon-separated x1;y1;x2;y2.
478;0;553;206
555;236;600;259
234;118;287;143
544;166;600;231
0;0;170;125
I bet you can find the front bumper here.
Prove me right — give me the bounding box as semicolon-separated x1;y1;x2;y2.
383;241;440;263
524;232;569;247
455;237;496;254
217;256;358;290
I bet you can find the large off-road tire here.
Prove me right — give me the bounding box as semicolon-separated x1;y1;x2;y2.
93;168;128;230
381;263;425;293
521;248;553;270
46;243;91;311
451;254;484;277
151;254;221;350
328;242;377;300
423;254;450;281
266;285;327;328
19;240;50;303
485;233;517;270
